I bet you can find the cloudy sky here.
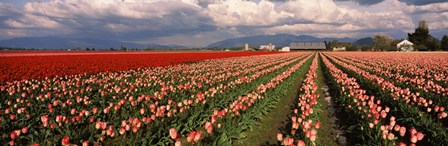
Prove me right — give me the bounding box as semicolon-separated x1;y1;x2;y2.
0;0;447;47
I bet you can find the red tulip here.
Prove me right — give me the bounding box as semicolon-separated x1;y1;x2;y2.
194;131;202;142
187;131;195;143
21;127;28;134
10;131;17;139
62;136;70;145
315;122;321;129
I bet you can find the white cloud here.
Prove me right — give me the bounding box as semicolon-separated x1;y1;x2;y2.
206;0;293;27
407;2;448;13
4;19;32;28
279;0;344;24
23;0;198;19
5;14;63;29
0;29;27;39
105;23;131;31
0;0;448;46
259;0;416;38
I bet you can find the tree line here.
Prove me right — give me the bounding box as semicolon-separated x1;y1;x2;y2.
374;25;448;51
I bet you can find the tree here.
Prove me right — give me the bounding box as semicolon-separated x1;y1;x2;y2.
414;44;427;51
120;44;127;51
440;35;448;51
408;26;440;51
408;27;429;45
329;40;339;51
346;46;359;51
373;34;392;51
361;46;372;51
324;41;331;51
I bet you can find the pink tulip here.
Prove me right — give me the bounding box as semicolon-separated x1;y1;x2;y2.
40;115;49;127
205;121;213;134
194;131;202;142
297;140;305;146
410;135;417;143
417;132;424;141
277;133;283;141
387;133;395;140
119;127;126;135
410;128;417;135
283;138;294;145
169;128;178;140
82;141;89;146
175;141;181;146
187;131;195;143
399;127;406;136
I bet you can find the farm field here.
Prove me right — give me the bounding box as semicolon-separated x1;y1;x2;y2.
0;51;279;83
1;51;448;146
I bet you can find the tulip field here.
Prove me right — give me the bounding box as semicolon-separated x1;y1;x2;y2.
1;51;448;146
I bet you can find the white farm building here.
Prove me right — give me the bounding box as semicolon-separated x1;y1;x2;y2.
397;40;414;52
280;47;290;52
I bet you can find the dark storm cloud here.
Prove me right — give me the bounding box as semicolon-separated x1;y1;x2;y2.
333;0;384;5
68;8;216;42
334;0;447;6
399;0;448;6
1;0;448;47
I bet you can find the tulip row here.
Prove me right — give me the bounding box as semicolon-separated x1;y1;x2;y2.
276;53;319;146
320;53;426;146
333;54;448;109
326;53;448;122
329;52;448;88
323;53;448;145
0;52;280;83
162;53;311;145
0;52;310;145
168;53;315;145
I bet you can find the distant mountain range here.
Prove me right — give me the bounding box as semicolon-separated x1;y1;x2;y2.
0;36;188;49
205;34;356;48
352;37;374;47
0;34;374;49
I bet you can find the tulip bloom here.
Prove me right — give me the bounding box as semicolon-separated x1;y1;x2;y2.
169;128;178;140
277;133;283;141
205;122;213;134
62;136;70;145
